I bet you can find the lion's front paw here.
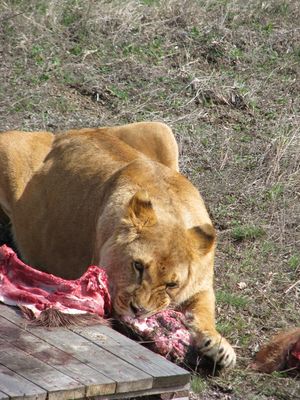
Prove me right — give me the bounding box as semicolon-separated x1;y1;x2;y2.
195;332;236;368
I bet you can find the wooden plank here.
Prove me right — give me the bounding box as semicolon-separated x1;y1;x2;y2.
0;339;85;400
0;391;9;400
27;328;152;394
95;383;190;400
72;325;190;388
0;363;46;400
0;305;153;394
72;324;134;346
0;316;116;397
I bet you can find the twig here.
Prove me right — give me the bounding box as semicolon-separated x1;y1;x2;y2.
212;336;223;377
285;279;300;294
0;12;25;23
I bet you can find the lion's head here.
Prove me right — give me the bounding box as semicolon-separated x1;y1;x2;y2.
100;190;216;318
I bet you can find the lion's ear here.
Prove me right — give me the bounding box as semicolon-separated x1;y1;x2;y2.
127;190;157;229
189;224;216;254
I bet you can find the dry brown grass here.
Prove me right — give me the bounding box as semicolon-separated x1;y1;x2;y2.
0;0;299;398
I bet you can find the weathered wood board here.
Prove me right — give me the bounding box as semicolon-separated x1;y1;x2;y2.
0;304;190;399
0;363;46;400
0;316;115;397
72;324;190;388
0;391;9;400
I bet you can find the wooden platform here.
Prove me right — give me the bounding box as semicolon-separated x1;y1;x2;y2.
0;304;190;400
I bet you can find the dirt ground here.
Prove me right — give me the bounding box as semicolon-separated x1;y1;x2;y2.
0;1;299;399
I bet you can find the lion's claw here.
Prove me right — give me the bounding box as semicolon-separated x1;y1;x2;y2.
196;333;236;368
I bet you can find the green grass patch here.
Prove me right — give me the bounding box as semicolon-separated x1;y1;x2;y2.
191;375;207;394
216;320;237;337
109;85;129;101
123;37;165;62
266;183;284;201
288;254;300;270
30;44;46;65
31;73;50;84
231;224;265;241
61;0;82;26
70;44;83;56
261;240;277;256
140;0;159;5
216;290;250;308
229;46;244;62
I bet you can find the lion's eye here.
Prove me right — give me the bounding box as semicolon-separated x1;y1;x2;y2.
166;282;178;289
133;261;144;273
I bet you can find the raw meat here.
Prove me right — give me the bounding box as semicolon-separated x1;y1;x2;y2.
118;310;196;364
0;245;111;325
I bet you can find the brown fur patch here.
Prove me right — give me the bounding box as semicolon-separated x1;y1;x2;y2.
20;306;110;327
251;328;300;373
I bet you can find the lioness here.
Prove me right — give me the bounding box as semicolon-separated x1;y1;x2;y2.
0;122;236;367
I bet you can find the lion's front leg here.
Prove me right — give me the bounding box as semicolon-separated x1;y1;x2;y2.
183;288;236;368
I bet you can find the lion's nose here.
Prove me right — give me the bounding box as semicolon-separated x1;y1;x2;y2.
130;302;147;317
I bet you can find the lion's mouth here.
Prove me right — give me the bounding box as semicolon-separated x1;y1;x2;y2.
113;290;168;319
129;301;149;318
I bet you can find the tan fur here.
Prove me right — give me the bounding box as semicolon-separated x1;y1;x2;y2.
0;121;236;367
0;130;54;219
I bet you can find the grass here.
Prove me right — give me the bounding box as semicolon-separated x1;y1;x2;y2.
216;290;250;309
0;0;299;399
231;224;265;241
191;375;208;394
